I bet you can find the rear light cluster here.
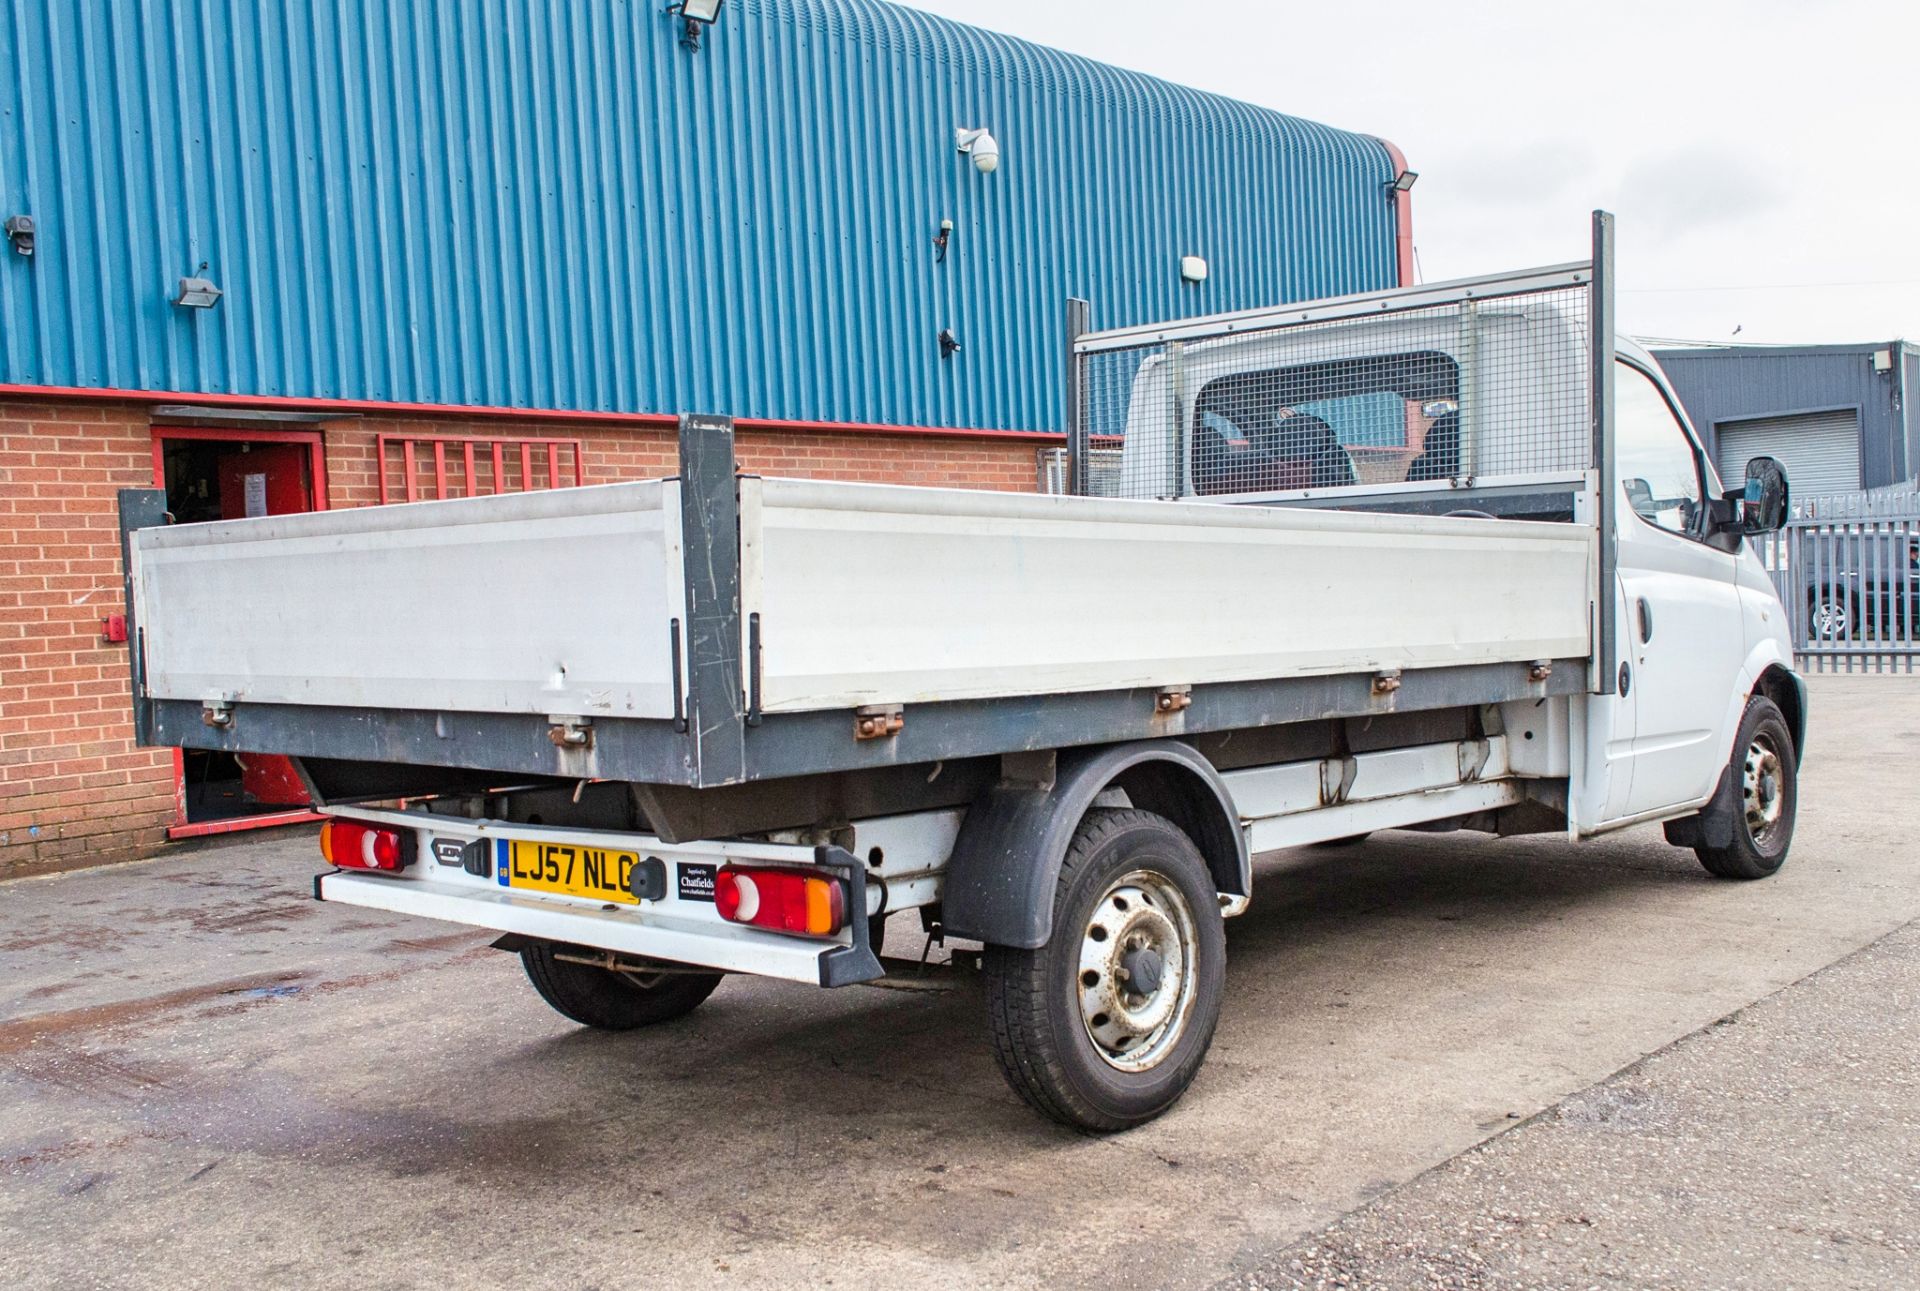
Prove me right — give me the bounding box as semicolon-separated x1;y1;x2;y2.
319;820;413;872
714;865;845;938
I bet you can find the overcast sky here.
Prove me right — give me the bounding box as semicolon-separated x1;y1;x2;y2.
912;0;1919;347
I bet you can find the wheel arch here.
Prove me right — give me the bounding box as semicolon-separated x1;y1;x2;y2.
940;741;1249;950
1752;663;1807;759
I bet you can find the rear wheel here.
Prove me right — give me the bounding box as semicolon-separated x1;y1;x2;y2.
520;941;722;1029
1695;697;1798;881
984;809;1226;1132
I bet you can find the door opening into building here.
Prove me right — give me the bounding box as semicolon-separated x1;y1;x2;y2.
153;428;329;836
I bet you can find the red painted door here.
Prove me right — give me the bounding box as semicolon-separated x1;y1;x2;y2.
216;444;311;521
215;444;314;806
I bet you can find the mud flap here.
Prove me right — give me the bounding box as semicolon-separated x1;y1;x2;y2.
1662;764;1738;850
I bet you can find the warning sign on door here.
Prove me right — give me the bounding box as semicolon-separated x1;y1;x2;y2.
243;473;268;517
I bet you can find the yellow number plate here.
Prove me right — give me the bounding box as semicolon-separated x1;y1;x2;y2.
503;840;641;904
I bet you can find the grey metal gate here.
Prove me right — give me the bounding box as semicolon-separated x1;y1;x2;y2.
1755;489;1920;673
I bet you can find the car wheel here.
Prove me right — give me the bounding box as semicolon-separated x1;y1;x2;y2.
1695;697;1798;881
520;941;722;1029
1807;590;1854;640
983;809;1227;1132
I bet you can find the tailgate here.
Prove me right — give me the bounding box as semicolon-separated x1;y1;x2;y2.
131;481;685;720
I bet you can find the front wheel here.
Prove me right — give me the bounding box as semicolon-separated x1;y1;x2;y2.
1807;589;1855;640
983;809;1226;1133
520;941;722;1029
1695;696;1798;881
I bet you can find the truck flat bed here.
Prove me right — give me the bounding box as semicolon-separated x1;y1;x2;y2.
126;455;1594;789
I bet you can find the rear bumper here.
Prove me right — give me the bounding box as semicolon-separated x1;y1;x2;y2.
313;809;883;987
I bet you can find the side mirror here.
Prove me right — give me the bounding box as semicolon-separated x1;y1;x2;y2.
1728;455;1789;534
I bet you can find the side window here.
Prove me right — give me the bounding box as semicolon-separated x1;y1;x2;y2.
1615;363;1703;536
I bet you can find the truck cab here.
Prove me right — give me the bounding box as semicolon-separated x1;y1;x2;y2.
1093;288;1801;842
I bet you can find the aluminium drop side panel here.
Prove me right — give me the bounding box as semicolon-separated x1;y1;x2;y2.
744;478;1593;713
131;482;686;720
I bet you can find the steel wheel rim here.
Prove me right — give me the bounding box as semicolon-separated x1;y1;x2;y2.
1076;869;1200;1073
1742;734;1786;848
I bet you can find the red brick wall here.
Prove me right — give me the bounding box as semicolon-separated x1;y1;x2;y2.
1;397;1047;875
1;403;176;876
315;417;1044;506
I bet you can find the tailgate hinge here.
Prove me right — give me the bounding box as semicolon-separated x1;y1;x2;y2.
201;695;236;729
854;704;904;741
547;715;594;749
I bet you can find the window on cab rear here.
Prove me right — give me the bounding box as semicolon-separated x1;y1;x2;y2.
1615;362;1706;538
1189;351;1462;496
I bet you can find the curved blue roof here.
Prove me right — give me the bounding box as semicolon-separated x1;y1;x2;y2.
0;0;1401;432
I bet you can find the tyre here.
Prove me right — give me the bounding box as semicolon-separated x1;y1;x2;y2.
1807;589;1855;640
1695;697;1798;881
520;941;722;1030
984;809;1227;1132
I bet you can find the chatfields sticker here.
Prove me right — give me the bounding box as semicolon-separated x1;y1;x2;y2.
677;862;718;902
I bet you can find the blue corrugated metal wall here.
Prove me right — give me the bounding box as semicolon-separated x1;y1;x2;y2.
0;0;1399;432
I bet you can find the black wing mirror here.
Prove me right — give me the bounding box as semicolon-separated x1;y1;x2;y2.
1720;455;1789;535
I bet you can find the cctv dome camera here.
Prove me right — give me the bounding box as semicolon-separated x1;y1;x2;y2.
955;126;1000;175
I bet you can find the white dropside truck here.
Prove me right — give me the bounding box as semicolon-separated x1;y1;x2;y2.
119;222;1805;1131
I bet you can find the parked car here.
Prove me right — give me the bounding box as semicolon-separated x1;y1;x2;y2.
1797;529;1920;640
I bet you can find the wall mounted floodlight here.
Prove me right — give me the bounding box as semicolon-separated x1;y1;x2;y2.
1180;255;1209;284
1389;169;1419;193
954;127;1000;174
174;276;222;309
668;0;723;51
4;215;33;257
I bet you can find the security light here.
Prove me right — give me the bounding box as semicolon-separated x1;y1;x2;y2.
670;0;723;51
1390;170;1419;193
3;215;33;257
954;127;1000;174
174;276;222;309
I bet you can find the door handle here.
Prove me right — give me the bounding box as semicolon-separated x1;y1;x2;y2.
1636;597;1654;643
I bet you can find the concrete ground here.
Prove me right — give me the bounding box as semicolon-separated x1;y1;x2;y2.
1226;920;1920;1291
0;675;1915;1291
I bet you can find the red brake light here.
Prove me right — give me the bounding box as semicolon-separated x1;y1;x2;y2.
714;865;846;938
320;820;412;872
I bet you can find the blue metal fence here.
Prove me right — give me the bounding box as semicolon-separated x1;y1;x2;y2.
0;0;1402;432
1757;489;1920;673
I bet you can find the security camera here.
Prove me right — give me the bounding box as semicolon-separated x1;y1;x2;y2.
955;127;1000;175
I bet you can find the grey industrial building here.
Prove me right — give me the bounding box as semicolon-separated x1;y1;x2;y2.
1651;340;1918;499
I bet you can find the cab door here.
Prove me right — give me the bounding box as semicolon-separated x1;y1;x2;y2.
1609;360;1745;819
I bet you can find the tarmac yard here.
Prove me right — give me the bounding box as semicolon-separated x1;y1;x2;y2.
2;675;1916;1291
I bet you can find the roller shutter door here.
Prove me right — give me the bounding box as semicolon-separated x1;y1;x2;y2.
1715;410;1860;499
